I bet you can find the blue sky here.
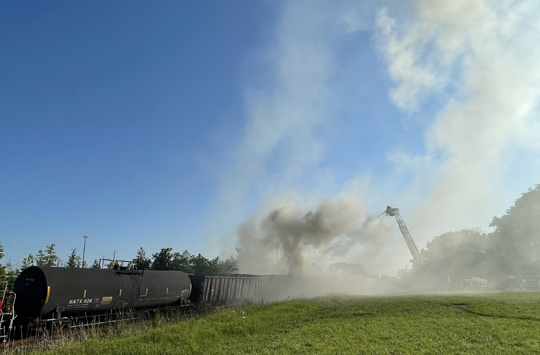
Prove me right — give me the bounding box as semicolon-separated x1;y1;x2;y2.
2;1;539;274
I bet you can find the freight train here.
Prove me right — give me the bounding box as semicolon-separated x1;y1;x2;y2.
1;266;309;340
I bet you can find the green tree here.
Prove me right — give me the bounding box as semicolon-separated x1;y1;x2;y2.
170;250;191;272
489;184;540;275
418;229;489;283
35;244;60;267
148;247;237;274
151;248;191;271
21;253;35;269
217;256;238;274
190;253;220;274
66;248;81;268
91;259;100;269
132;247;152;270
152;247;175;270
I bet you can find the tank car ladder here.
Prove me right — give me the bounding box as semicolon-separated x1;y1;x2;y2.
0;281;17;342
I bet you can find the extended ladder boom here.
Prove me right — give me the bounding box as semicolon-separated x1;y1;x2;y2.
385;206;424;265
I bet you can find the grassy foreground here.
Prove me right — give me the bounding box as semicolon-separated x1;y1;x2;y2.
24;292;540;354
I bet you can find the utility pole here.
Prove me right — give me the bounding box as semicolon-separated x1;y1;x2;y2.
82;236;88;268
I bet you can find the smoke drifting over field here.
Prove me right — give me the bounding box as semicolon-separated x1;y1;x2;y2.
235;197;393;276
210;0;540;280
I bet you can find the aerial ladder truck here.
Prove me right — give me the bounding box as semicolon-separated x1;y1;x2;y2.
385;206;424;266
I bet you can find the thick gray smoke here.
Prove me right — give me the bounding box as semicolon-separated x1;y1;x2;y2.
236;197;393;276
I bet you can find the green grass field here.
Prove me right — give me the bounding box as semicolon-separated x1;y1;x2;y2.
19;292;540;354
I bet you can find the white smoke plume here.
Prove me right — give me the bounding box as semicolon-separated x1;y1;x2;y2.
376;0;540;240
235;196;393;276
209;0;540;278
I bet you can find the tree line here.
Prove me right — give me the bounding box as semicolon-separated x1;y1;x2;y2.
0;244;238;283
132;247;237;274
404;184;540;285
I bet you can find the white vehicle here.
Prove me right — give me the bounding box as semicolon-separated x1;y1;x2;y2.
461;277;487;289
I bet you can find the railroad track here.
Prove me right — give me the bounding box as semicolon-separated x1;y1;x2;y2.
1;303;193;349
